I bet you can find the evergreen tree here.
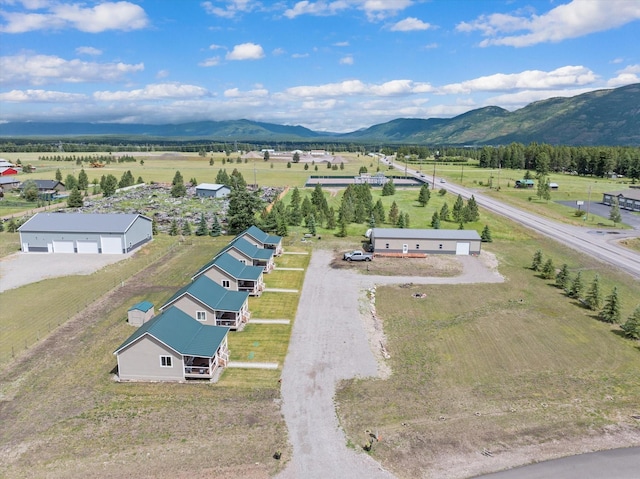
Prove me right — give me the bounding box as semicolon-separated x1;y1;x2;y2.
0;220;4;232
369;213;376;229
209;216;222;237
216;169;230;185
555;264;570;290
382;179;396;196
465;195;480;222
609;197;622;225
388;201;399;225
168;219;179;236
585;275;602;310
569;272;584;299
452;194;465;223
396;212;406;228
458;222;464;230
599;287;621;323
227;189;263;234
55;168;62;181
77;169;89;190
196;213;209;236
276;216;288;237
336;215;347;237
403;212;410;228
431;211;440;229
620;306;640;339
541;258;555;279
6;219;18;233
301;196;312;219
102;174;118;197
326;207;337;229
21;180;39;202
172;170;184;186
65;174;78;191
373;199;385;225
181;221;192;236
480;225;492;242
152;219;158;235
306;214;317;235
67;187;83;208
288;187;303;226
531;249;543;271
440;202;450;221
171;180;186;197
229;168;247;190
137;176;144;184
417;184;430;206
292;151;301;163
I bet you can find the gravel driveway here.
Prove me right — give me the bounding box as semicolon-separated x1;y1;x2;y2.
276;250;503;479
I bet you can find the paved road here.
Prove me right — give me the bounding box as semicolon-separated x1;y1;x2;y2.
387;159;640;279
474;446;640;479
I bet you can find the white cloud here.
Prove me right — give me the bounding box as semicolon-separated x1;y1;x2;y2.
226;42;265;60
224;86;268;98
208;43;223;50
93;83;209;101
199;56;221;67
292;52;309;58
201;0;256;19
75;46;103;56
339;55;353;65
0;89;87;102
457;0;640;47
0;1;149;33
272;47;286;56
607;64;640;87
283;0;412;21
439;66;597;94
0;54;144;86
283;78;432;99
156;69;170;79
333;41;349;47
390;17;431;32
483;88;593;108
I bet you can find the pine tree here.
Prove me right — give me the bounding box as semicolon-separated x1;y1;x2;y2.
531;249;543;271
440;202;450;221
181;221;192;236
555;264;570;290
169;219;179;236
431;211;440;229
417;184;430;206
620;306;640;339
196;213;209;236
152;219;158;235
465;195;480;222
480;225;492;242
541;258;555;279
102;174;118;197
171;181;186;197
306;214;317;235
452;194;465;223
397;212;406;228
78;169;89;190
276;216;288;237
67;187;83;208
172;170;184;186
585;275;602;310
336;215;348;237
599;287;621;323
569;272;584;299
55;168;62;181
373;199;385;225
216;169;230;185
209;216;222;237
326;207;336;229
288;187;303;226
388;201;399;225
403;212;410;228
609;198;622;225
227;189;263;234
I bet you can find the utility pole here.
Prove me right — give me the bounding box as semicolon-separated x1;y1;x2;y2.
586;185;592;221
432;161;436;187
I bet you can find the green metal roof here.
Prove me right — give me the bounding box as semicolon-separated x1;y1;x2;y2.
193;252;263;281
162;275;249;312
243;225;281;246
114;306;229;357
225;237;274;261
128;301;154;312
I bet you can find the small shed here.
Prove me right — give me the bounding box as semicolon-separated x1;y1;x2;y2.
0;167;18;176
128;301;155;326
371;228;482;255
195;183;230;198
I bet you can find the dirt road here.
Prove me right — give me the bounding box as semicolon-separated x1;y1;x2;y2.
276;250;503;479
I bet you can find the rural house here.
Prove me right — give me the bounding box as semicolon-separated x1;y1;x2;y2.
220;236;276;273
127;301;155;327
18;212;153;254
160;275;251;330
602;189;640;212
195;183;231;198
370;228;482;256
515;179;535;188
192;252;265;296
0;176;20;190
114;306;230;382
236;225;283;255
0;166;18;176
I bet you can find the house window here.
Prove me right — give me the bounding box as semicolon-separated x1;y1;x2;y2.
160;356;172;367
439;244;443;250
416;244;420;250
385;243;389;249
222;280;230;288
196;311;206;321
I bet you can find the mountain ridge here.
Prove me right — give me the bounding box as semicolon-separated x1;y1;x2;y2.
1;84;638;146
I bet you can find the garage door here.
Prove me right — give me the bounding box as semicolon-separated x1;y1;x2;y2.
77;241;99;254
455;242;470;255
101;236;122;254
53;240;74;253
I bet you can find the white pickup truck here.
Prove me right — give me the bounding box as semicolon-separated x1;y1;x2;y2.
343;250;373;261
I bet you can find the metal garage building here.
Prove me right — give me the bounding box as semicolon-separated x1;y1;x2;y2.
18;212;153;254
370;228;481;255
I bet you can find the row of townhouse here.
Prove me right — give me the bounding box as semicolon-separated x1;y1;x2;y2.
113;226;283;383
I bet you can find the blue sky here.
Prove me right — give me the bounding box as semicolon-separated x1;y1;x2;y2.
0;0;639;132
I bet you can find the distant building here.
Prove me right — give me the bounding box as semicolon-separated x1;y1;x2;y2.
515;179;535;188
370;228;482;256
354;172;389;186
195;183;230;198
602;189;640;212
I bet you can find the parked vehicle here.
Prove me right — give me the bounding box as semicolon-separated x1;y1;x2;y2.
343;250;373;261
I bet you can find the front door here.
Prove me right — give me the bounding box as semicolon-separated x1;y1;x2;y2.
402;244;408;254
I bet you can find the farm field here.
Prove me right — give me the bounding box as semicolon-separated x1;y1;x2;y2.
335;231;640;478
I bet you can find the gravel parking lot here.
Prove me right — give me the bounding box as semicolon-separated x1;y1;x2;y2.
276;250;503;479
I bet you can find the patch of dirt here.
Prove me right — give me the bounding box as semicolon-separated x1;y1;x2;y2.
330;252;464;277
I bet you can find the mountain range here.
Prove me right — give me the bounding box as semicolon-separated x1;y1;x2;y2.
1;83;638;146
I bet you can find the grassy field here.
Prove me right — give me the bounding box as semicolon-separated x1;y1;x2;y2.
335;231;640;478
